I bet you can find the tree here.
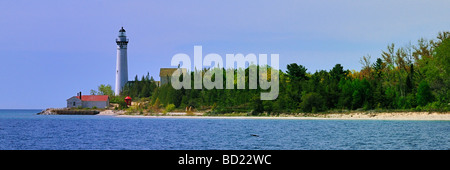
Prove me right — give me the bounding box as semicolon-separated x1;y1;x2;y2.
90;89;97;95
99;31;450;113
432;36;450;103
286;63;308;81
153;97;161;109
338;78;353;109
140;83;151;98
285;63;309;109
299;92;325;113
121;73;158;99
91;84;114;96
250;95;263;115
328;64;347;108
359;55;372;79
416;81;433;106
330;64;347;82
350;79;372;109
382;43;395;68
372;58;384;79
405;65;414;94
351;79;363;109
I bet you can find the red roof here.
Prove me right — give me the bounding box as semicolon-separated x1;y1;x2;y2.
125;96;132;100
76;95;109;101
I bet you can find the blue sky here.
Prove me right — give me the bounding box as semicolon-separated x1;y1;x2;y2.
0;0;449;109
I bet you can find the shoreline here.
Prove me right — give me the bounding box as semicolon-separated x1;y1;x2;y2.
105;111;450;121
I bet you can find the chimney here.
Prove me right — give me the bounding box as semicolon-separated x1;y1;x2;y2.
79;91;82;100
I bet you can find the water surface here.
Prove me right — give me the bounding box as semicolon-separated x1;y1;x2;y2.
0;109;448;150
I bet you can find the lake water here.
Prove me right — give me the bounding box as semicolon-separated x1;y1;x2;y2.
0;109;449;150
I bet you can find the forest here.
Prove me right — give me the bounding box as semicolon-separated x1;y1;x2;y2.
93;31;450;114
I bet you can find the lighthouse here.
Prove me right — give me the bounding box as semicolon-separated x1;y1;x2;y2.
115;27;129;95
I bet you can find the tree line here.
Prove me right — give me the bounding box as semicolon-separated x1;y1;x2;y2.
94;31;449;114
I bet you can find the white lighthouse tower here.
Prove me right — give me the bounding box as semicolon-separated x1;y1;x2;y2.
115;27;129;95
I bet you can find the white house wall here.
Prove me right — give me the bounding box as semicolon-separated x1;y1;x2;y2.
67;97;82;108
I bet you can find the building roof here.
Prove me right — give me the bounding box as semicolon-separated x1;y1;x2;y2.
159;68;189;77
159;68;178;77
76;95;109;102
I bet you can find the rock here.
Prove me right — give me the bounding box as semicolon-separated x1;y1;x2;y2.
37;108;57;115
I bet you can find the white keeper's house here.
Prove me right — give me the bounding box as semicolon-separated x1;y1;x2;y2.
67;93;109;109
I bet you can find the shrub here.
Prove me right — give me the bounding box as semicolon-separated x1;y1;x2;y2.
211;102;218;111
165;104;176;112
153;98;161;109
118;100;127;109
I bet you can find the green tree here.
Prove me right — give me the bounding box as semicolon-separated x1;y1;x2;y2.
153;97;161;109
330;64;347;82
328;64;348;108
372;58;384;79
432;36;450;103
286;63;309;110
140;82;151;98
91;84;114;96
338;78;353;109
299;92;325;113
351;79;372;109
286;63;308;81
416;81;433;106
105;31;450;113
250;95;264;115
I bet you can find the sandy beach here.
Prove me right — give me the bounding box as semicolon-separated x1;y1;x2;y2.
101;111;450;121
